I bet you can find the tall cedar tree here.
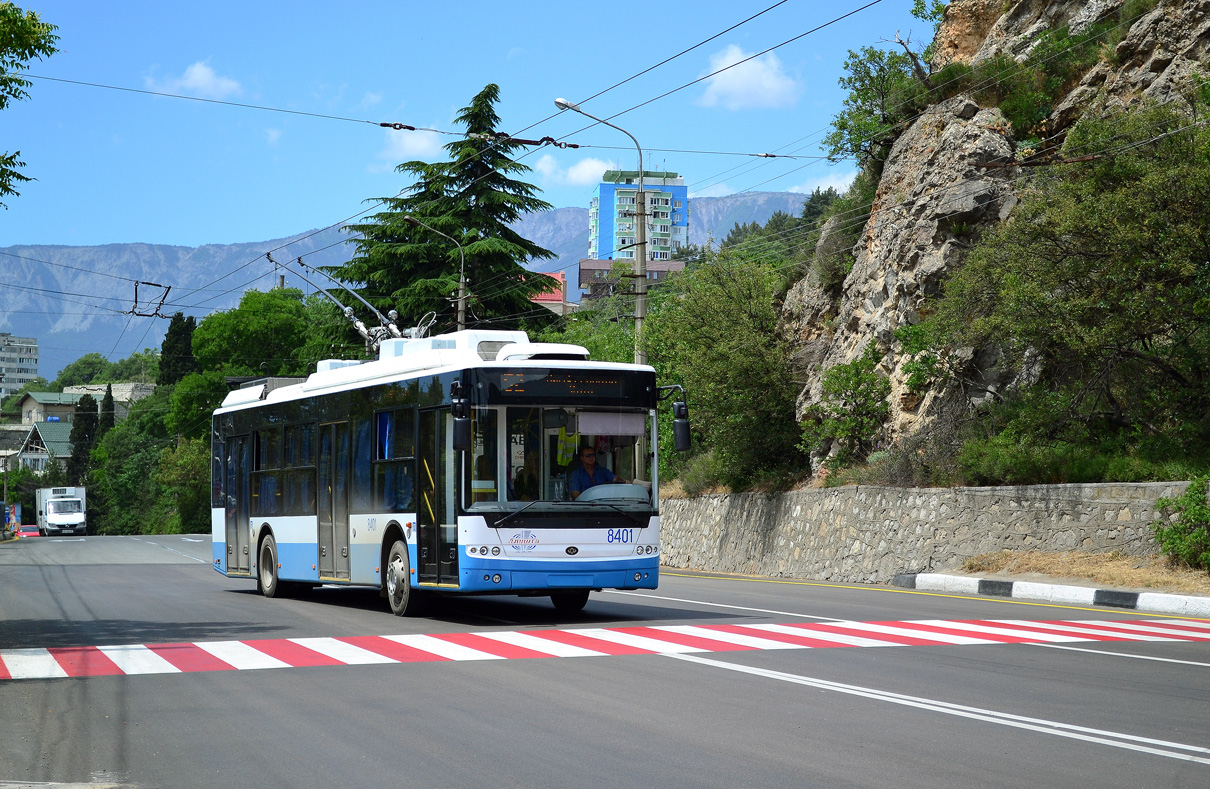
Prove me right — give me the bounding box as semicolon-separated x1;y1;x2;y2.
333;84;557;332
158;312;199;386
98;384;115;437
67;394;98;485
0;3;58;207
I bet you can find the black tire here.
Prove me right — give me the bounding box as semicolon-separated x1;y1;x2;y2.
385;539;418;616
551;590;590;614
259;533;281;598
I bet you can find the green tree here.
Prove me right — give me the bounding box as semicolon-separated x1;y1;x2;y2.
334;83;557;332
89;388;171;534
824;45;924;167
644;251;803;488
66;393;98;484
98;384;115;437
106;347;159;383
800;342;891;466
156;438;210;534
54;353;109;388
192;288;310;376
158;312;199;386
0;3;57;207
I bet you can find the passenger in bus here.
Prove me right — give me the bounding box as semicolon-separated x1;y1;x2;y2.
512;453;541;501
569;445;628;499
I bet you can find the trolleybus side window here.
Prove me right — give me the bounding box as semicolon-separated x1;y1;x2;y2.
374;409;416;512
282;423;316;515
252;427;282;516
352;418;372;511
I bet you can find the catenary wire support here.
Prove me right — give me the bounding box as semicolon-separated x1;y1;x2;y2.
129;281;171;318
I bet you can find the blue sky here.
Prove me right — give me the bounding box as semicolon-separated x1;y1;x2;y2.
4;0;929;248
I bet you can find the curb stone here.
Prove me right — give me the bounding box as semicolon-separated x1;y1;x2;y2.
892;572;1210;617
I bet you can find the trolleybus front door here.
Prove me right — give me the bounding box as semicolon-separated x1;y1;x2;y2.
224;435;251;575
318;422;351;580
418;407;458;586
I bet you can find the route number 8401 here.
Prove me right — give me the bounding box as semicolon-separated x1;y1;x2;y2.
606;528;634;544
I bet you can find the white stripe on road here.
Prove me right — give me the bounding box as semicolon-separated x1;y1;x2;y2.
998;620;1180;642
195;640;290;670
1;648;68;679
1071;620;1210;639
666;653;1210;764
475;631;605;658
826;621;1000;645
653;625;808;650
911;620;1088;643
1028;643;1210;668
96;645;180;675
1159;619;1210;630
290;638;399;665
564;628;706;654
746;623;900;647
383;634;505;661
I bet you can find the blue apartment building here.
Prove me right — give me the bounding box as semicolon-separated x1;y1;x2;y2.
588;170;689;262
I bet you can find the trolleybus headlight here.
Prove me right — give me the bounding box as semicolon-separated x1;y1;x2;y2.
634;572;642;581
492;574;502;584
480;545;488;555
468;547;476;554
491;546;501;556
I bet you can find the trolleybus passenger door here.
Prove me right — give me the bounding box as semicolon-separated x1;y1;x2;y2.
418;407;458;586
318;422;351;580
225;435;251;574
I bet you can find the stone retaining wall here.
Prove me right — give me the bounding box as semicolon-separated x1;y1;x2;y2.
659;482;1187;585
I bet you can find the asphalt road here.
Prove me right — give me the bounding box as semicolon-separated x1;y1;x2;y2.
1;534;1208;788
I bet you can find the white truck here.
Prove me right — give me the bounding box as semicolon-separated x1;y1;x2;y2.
36;487;87;536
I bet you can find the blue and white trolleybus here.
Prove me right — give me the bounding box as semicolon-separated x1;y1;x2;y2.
211;329;689;615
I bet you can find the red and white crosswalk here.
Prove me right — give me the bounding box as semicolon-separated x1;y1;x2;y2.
2;617;1208;681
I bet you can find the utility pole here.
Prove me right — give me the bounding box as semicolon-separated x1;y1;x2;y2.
404;216;467;332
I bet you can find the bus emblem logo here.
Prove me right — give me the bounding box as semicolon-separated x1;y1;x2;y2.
509;530;540;552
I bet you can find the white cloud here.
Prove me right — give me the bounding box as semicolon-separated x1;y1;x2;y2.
358;91;383;109
373;127;444;170
788;170;857;196
533;155;615;186
698;45;800;110
265;128;282;146
146;61;241;100
689;183;735;199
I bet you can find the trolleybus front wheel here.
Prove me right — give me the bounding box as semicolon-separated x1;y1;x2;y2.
385;540;420;616
259;534;281;598
551;590;590;614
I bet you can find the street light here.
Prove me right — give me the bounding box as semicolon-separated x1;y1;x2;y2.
403;215;468;332
553;98;647;366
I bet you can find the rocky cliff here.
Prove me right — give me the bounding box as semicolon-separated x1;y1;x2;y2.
784;0;1210;463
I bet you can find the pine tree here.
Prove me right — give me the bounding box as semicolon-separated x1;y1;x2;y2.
98;384;115;437
67;394;98;485
158;312;199;386
333;83;557;332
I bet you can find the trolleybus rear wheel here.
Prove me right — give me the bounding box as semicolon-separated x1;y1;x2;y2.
259;534;281;598
551;590;590;614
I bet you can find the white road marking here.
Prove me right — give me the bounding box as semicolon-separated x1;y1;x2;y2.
604;590;841;620
666;653;1210;764
1;648;68;679
911;620;1088;642
96;645;180;675
476;631;605;658
746;623;899;647
998;620;1179;642
1071;620;1210;639
564;627;706;654
383;634;505;661
826;621;999;645
195;640;290;670
653;625;808;650
290;638;399;665
1027;642;1210;667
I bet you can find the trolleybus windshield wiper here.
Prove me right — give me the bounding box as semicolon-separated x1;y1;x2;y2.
493;500;543;529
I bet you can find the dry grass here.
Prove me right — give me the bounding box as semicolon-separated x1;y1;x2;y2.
961;550;1210;595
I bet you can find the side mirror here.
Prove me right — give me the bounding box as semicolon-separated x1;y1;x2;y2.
451;381;471;452
672;400;690;453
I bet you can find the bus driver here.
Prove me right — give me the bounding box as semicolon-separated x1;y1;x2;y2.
569;445;629;499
